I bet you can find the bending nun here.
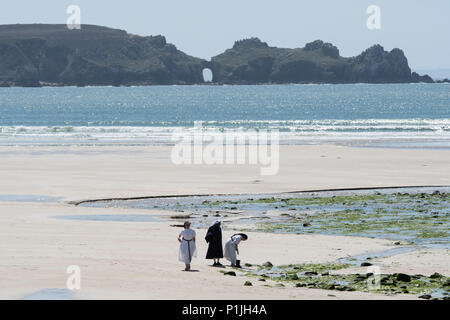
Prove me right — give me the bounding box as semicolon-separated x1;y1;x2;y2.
224;233;248;268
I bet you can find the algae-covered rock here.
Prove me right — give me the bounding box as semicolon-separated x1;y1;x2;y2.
395;273;412;282
354;274;369;282
335;285;348;291
288;274;299;281
244;281;253;286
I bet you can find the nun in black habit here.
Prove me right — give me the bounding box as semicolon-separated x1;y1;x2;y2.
205;220;224;266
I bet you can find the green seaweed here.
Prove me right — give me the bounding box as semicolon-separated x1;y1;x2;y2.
249;192;449;243
246;262;450;299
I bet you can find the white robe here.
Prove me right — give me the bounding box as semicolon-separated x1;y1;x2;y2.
224;234;243;265
178;229;197;264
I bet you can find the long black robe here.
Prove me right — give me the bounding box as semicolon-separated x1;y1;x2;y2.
205;224;223;259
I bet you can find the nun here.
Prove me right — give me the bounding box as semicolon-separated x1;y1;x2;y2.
177;221;197;271
224;233;248;268
205;221;224;266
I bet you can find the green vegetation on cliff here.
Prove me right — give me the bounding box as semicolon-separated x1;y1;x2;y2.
0;24;206;86
0;25;434;86
209;38;433;84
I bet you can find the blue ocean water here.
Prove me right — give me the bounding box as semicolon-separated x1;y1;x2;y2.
0;84;449;147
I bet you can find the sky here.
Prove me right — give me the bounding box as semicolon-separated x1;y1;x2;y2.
1;0;449;72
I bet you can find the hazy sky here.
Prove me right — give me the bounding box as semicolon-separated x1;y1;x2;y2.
2;0;449;70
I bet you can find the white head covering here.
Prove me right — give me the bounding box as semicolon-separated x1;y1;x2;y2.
210;220;221;227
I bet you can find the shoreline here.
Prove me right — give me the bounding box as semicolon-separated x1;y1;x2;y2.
0;144;449;299
0;201;417;300
69;184;450;206
1;200;447;300
1;144;449;201
1;82;448;88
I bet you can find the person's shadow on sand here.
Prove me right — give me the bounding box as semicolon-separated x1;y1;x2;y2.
182;269;199;272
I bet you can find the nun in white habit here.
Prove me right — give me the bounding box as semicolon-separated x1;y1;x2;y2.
178;221;197;271
224;233;248;268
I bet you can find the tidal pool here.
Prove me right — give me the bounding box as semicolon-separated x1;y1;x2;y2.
243;261;450;300
23;288;74;300
80;187;450;247
55;214;165;223
0;194;62;203
78;186;450;298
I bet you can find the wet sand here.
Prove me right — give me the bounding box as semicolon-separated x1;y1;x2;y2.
0;144;449;299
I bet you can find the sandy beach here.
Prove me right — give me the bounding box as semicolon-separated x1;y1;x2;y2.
1;144;449;201
1;0;449;307
0;144;449;299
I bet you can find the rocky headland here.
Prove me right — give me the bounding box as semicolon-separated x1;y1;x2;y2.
0;24;435;86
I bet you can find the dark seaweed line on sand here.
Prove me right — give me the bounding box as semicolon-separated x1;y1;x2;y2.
69;185;450;206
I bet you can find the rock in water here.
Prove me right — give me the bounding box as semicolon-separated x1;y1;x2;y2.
325;284;336;290
209;38;432;84
395;273;412;282
411;72;434;83
0;25;434;86
354;274;368;282
0;24;205;87
288;274;299;280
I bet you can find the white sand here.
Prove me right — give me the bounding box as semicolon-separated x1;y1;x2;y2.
0;145;449;299
0;201;409;300
0;145;449;201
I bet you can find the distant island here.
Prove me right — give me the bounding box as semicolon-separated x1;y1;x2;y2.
0;24;438;87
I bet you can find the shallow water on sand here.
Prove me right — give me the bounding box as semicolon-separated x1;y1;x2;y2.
55;214;165;223
0;194;62;202
80;186;450;248
22;288;74;300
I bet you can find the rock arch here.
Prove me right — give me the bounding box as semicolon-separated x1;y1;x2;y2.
202;68;213;83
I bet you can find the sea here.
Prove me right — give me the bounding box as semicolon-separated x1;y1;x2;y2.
0;83;449;148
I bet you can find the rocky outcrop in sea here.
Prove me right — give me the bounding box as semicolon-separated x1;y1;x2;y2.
0;24;435;86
